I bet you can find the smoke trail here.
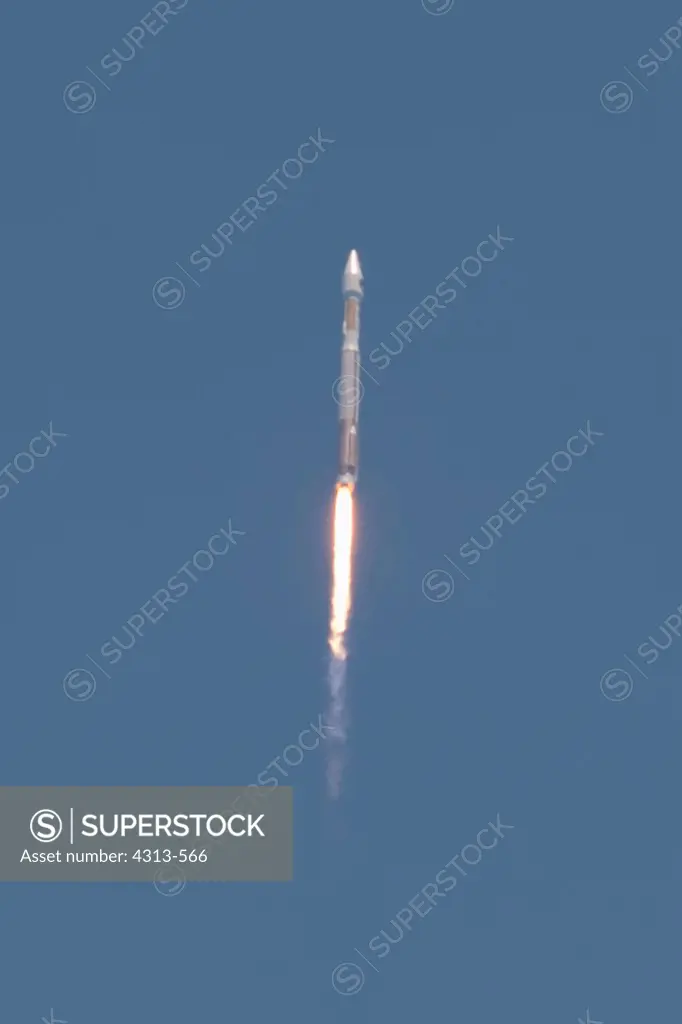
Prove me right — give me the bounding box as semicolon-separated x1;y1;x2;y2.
327;482;354;798
326;655;347;799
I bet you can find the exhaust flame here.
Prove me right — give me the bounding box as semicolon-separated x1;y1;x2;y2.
329;483;354;660
327;482;355;797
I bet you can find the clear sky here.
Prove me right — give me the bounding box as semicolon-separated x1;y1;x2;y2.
2;0;681;1020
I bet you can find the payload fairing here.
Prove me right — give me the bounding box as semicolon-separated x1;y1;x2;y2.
338;249;363;488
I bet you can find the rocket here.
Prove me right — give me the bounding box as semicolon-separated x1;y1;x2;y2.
338;249;363;488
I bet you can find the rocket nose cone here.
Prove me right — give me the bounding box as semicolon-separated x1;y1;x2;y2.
345;249;362;278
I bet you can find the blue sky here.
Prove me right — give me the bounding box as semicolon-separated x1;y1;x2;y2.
2;0;682;1020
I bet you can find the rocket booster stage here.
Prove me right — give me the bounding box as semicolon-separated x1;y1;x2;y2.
338;249;363;487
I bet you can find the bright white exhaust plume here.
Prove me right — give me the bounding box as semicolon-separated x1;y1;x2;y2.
327;482;354;797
